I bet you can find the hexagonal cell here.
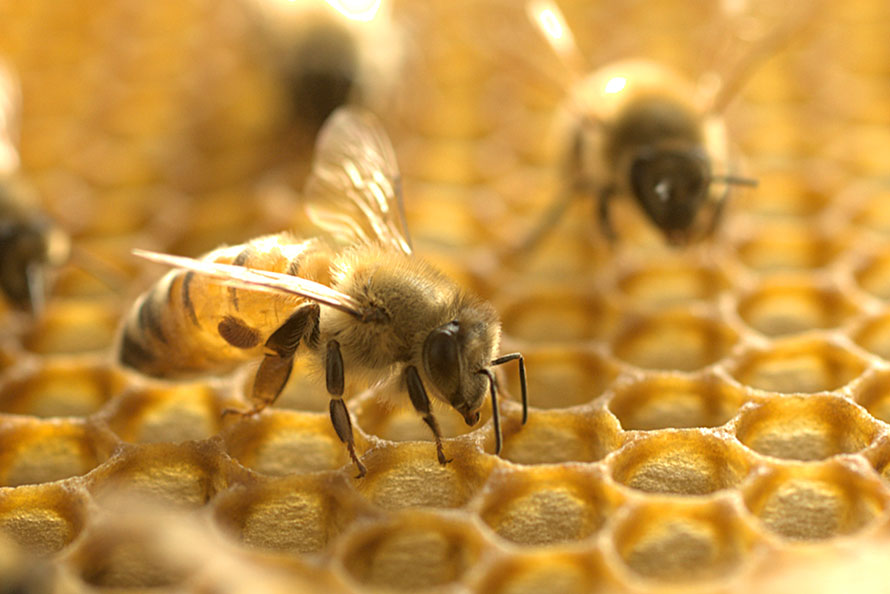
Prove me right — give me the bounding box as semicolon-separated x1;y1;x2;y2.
851;312;890;361
498;286;619;344
105;382;226;444
0;418;114;487
734;224;839;273
737;280;858;337
502;346;618;410
499;408;622;465
743;462;887;541
854;369;890;424
616;259;727;309
609;374;746;431
610;431;752;496
730;338;867;393
339;511;484;590
214;475;357;555
611;313;737;372
854;252;890;301
224;410;350;476
0;483;88;554
613;499;758;583
354;382;490;443
0;358;126;417
87;441;237;507
474;550;613;594
20;298;121;355
735;395;879;461
478;466;619;546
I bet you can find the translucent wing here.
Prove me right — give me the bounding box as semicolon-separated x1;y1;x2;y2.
133;249;365;318
303;106;412;255
0;60;21;176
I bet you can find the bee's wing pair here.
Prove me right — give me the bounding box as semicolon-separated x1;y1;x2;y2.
135;107;412;319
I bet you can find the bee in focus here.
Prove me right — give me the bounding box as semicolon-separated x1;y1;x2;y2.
119;107;527;478
514;0;815;251
247;0;402;137
0;61;68;315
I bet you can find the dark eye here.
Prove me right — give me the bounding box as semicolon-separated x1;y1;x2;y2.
630;149;709;232
423;322;462;398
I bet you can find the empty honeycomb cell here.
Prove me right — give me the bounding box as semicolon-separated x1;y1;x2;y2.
478;466;619;546
224;410;349;476
609;374;746;431
612;499;758;583
853;251;890;301
0;483;88;554
87;441;237;507
0;358;125;417
498;286;619;344
354;382;491;443
735;394;879;461
214;474;357;555
20;298;121;355
616;259;727;309
610;430;752;496
743;462;887;541
338;511;484;590
729;338;867;393
737;280;858;337
0;417;113;487
854;369;890;424
502;346;618;410
734;223;840;272
499;408;622;465
104;382;226;444
474;550;613;594
611;313;737;372
354;441;493;510
852;313;890;361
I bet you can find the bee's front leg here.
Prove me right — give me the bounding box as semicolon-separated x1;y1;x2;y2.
405;365;452;466
326;339;367;478
222;303;320;418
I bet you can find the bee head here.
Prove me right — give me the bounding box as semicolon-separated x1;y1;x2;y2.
629;146;711;245
0;218;52;313
422;304;500;425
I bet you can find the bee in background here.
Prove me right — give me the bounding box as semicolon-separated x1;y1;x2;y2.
513;0;816;252
0;61;69;315
246;0;402;137
120;107;527;478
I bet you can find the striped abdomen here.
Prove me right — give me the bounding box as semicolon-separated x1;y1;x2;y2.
118;233;333;379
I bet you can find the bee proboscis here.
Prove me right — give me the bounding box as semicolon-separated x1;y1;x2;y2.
121;107;527;477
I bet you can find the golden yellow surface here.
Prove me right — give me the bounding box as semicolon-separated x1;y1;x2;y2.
2;0;890;592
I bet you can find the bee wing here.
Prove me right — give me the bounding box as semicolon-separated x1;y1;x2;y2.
303;106;413;255
0;60;21;176
133;249;365;318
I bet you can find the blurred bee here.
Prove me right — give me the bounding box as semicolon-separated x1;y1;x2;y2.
119;107;527;478
0;61;68;314
515;0;815;251
246;0;402;137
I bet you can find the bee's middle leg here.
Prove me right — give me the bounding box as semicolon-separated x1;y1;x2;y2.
223;303;320;417
405;365;452;466
326;339;367;478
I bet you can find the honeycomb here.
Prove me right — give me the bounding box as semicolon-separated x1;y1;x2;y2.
2;0;890;592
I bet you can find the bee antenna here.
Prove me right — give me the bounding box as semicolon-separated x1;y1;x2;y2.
712;174;758;188
491;352;528;425
478;368;502;455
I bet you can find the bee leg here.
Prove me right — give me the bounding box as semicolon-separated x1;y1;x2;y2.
512;183;578;258
405;365;452;466
597;185;617;243
222;304;320;417
326;340;367;478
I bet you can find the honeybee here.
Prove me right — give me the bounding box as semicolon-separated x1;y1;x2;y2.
119;107;527;478
247;0;402;136
0;61;68;314
514;0;816;251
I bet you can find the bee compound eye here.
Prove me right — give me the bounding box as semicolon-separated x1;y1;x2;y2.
423;325;462;398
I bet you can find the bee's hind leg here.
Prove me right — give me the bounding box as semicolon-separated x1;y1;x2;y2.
405;365;452;466
326;339;367;478
222;303;320;418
